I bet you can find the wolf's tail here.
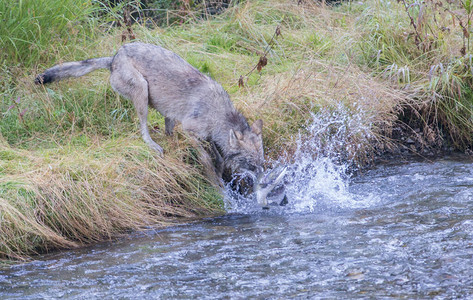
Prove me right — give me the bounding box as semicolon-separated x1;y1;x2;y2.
34;57;113;85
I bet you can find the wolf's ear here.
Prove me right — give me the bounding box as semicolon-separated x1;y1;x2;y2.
251;119;263;135
229;129;243;147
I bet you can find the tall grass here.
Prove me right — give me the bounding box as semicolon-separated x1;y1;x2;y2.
0;0;102;68
1;76;135;149
349;0;473;149
0;139;223;260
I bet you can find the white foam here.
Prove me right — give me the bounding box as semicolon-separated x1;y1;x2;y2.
225;103;380;214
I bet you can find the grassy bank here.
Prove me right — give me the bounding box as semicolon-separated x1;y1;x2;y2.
1;0;473;261
0;139;221;260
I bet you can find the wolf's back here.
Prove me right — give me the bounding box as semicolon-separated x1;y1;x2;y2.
35;57;113;85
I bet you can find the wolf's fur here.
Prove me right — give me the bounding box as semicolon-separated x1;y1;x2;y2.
35;42;264;178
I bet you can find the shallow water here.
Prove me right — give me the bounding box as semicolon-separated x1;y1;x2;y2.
1;156;473;299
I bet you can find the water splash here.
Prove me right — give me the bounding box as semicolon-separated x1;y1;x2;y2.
225;103;380;214
285;103;380;212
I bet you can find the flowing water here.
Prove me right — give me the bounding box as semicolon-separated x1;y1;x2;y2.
2;110;473;299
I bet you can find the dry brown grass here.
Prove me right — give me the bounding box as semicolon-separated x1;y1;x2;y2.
0;138;223;261
234;59;411;165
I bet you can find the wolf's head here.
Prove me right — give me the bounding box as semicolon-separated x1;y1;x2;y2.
225;119;285;207
226;119;264;176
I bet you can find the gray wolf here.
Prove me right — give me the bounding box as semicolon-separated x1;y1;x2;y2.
35;42;265;182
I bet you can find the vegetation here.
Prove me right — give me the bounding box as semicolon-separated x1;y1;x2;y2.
1;0;473;261
351;0;473;150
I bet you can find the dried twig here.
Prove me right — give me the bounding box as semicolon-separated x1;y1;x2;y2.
400;0;424;48
238;25;282;87
443;0;473;54
121;8;136;42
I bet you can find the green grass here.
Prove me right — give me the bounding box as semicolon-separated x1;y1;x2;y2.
0;0;99;68
1;79;135;149
2;0;473;261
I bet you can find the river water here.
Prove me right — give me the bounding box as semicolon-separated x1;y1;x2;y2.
1;156;473;299
2;108;473;298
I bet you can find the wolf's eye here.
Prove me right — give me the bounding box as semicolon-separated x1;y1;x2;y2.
246;161;261;173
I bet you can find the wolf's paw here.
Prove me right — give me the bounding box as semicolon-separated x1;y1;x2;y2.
148;141;164;156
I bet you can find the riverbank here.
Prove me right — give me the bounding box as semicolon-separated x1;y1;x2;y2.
1;0;472;261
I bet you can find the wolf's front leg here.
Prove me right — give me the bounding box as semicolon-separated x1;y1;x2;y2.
165;117;175;136
210;141;224;178
187;137;224;188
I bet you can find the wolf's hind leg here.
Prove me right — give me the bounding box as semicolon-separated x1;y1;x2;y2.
110;62;163;154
